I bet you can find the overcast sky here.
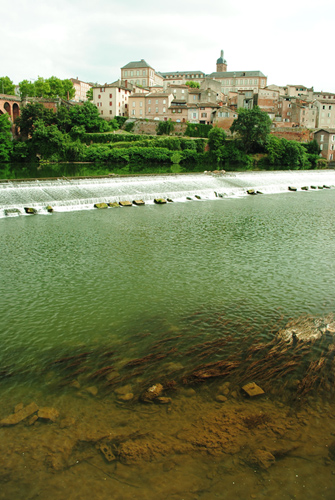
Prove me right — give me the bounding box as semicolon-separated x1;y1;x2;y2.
3;0;335;92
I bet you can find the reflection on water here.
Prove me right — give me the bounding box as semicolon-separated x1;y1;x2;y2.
1;186;335;499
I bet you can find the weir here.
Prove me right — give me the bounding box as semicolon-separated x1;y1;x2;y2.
1;170;335;217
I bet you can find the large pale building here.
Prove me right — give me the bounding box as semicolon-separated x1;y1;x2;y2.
70;78;92;102
121;59;163;88
92;80;132;118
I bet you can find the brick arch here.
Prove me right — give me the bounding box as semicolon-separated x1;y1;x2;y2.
0;96;21;120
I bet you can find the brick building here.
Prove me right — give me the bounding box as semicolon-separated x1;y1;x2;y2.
314;128;335;160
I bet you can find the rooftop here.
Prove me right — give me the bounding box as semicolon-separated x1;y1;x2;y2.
209;70;266;78
121;59;152;69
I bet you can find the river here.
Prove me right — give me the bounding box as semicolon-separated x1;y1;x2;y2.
0;170;335;499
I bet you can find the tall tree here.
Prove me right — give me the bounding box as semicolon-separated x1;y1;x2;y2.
0;76;16;95
230;106;272;154
0;113;13;161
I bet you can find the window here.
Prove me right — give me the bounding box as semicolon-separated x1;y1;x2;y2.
98;95;101;99
148;99;151;104
320;144;323;150
140;101;143;107
130;71;133;77
156;99;158;104
320;135;324;142
100;88;105;92
109;102;112;106
163;107;166;113
132;102;135;107
140;110;142;115
148;107;151;113
132;110;135;116
155;107;158;113
330;106;332;110
124;71;127;77
109;93;112;98
136;70;139;76
163;99;166;104
109;110;113;114
101;110;103;115
142;80;145;86
201;113;207;117
142;70;146;76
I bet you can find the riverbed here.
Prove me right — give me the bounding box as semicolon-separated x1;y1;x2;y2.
0;171;335;499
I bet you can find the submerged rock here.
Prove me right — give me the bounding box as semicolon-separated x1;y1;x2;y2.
46;205;54;212
277;315;325;344
100;442;116;462
118;393;134;401
108;202;120;208
242;382;265;397
133;200;145;206
156;397;171;404
119;201;132;207
301;186;309;191
38;407;59;422
0;402;39;426
154;199;167;204
141;383;164;402
288;186;297;192
85;386;98;397
249;449;275;469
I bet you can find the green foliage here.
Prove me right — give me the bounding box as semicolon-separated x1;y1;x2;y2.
86;88;93;101
214;141;254;169
114;116;128;128
18;76;75;100
0;113;13;162
264;136;311;169
185;81;200;89
302;139;320;155
185;123;212;138
208;127;226;152
68;101;109;133
230;106;272;154
124;121;135;133
16;102;55;137
171;152;181;164
0;76;16;95
157;120;175;135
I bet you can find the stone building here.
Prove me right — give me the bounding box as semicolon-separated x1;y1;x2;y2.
70;78;92;102
314;128;335;160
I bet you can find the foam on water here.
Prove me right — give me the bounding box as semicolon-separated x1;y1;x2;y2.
1;170;335;217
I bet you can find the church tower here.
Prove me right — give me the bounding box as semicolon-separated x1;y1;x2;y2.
216;50;227;72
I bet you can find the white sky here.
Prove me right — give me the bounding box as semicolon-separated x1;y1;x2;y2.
2;0;335;92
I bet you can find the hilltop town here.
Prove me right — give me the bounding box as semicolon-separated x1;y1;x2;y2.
1;50;335;162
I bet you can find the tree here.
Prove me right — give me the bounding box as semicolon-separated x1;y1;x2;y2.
86;88;93;101
208;126;226;152
16;102;55;137
0;113;13;161
18;76;75;100
68;101;109;133
230;106;272;154
0;76;16;95
18;80;36;98
185;81;200;89
157;119;175;135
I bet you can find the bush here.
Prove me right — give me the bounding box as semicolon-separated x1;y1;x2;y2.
157;120;175;135
185;123;212;138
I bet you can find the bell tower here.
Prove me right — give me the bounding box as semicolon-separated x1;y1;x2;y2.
216;50;227;72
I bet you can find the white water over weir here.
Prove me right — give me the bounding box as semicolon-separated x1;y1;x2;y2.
1;170;335;217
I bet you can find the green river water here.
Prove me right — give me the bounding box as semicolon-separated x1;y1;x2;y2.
1;173;335;499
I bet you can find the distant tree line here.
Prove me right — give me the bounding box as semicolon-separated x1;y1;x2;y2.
0;97;322;173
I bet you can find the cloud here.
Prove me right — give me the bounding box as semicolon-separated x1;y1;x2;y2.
1;0;335;92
